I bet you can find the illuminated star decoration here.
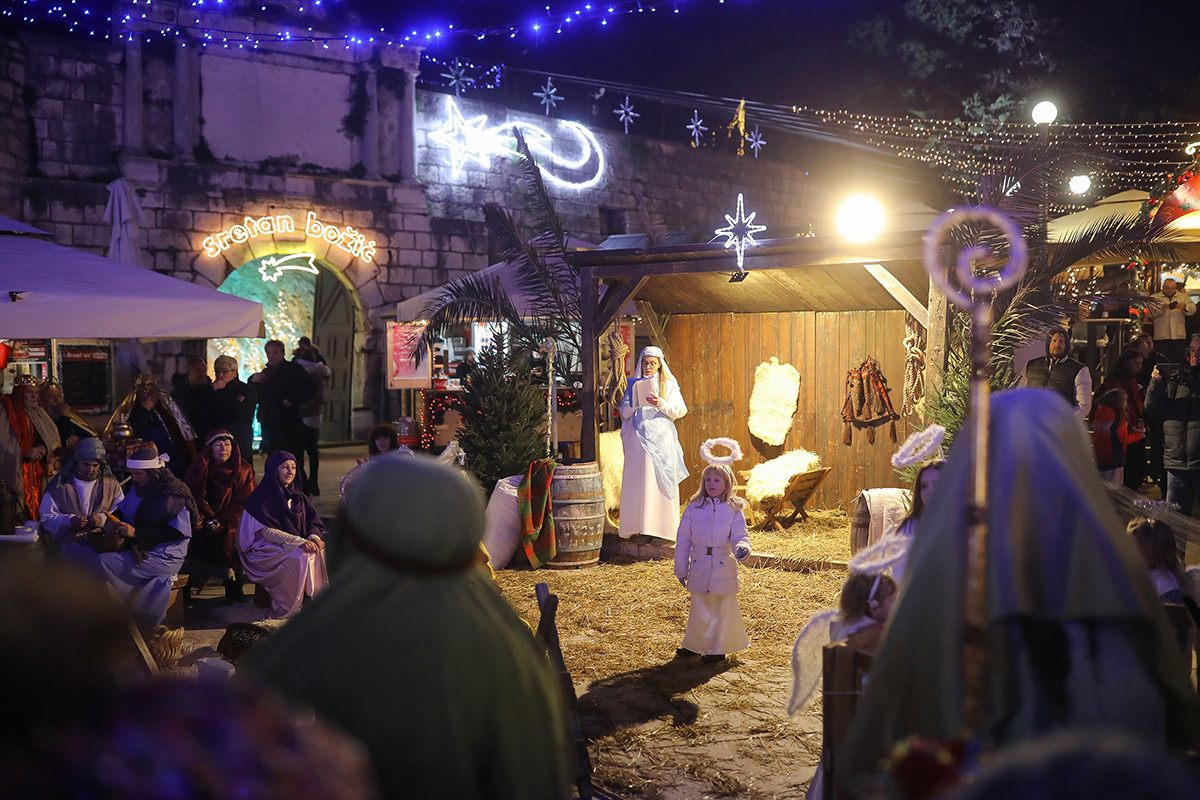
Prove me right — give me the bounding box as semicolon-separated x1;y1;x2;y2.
534;77;562;116
614;96;640;134
745;125;766;157
441;58;475;97
427;99;493;176
715;193;767;271
686;110;708;147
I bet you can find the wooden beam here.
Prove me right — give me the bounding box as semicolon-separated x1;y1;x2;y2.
595;276;647;335
924;281;951;417
863;262;928;328
635;299;669;357
580;266;598;463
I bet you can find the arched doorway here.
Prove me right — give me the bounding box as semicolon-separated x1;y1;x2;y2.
210;253;361;441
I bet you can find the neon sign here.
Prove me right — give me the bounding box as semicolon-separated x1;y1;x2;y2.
202;211;377;264
427;98;605;190
259;253;319;282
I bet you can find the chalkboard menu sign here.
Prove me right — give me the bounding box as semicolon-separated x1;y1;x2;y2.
57;344;112;414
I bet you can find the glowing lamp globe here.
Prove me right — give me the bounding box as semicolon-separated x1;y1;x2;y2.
1031;101;1058;124
1069;175;1091;195
835;195;886;243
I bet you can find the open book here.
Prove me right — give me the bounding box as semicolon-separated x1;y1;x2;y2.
631;377;657;409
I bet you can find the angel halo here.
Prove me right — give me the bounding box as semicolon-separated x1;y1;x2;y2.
700;437;743;467
891;424;946;470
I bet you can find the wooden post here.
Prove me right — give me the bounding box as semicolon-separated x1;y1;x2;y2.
923;279;951;418
581;266;598;462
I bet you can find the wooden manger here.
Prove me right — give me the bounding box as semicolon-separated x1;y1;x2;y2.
740;466;832;531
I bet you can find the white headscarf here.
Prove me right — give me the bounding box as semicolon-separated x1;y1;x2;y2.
633;346;679;399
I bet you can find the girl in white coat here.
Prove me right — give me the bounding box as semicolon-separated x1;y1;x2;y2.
674;462;752;662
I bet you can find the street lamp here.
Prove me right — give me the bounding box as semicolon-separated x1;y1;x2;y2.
1069;175;1092;195
1031;100;1058;125
835;194;886;243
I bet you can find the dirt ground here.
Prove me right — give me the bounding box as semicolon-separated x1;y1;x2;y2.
497;512;850;800
175;448;851;799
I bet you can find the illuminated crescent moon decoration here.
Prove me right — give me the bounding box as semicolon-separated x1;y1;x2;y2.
427;98;605;190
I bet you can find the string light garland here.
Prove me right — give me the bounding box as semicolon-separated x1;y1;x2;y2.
420;54;504;93
420;386;579;450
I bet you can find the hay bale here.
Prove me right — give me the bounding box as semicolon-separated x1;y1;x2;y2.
598;430;624;512
746;449;822;507
748;357;800;446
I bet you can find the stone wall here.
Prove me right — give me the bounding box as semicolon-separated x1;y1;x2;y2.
4;18;831;425
0;34;29;218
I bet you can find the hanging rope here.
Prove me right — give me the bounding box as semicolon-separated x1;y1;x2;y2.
902;315;926;418
603;326;630;410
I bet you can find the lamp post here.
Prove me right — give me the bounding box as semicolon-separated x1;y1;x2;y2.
1032;101;1058;250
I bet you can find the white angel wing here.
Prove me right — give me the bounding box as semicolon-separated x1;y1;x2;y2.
787;608;841;715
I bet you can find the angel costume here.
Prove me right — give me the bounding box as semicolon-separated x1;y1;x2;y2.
619;347;688;541
675;495;752;656
841;389;1200;794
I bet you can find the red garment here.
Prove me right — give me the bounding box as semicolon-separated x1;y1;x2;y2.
1099;374;1144;427
184;435;256;567
1092;405;1145;471
2;394;44;519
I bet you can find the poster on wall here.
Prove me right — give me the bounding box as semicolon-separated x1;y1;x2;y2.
386;322;431;389
57;344;112;414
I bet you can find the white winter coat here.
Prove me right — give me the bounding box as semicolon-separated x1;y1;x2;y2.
674;498;751;595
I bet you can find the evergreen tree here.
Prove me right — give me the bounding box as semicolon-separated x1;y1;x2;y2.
456;335;548;497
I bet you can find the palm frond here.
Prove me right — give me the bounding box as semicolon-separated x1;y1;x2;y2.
414;272;529;363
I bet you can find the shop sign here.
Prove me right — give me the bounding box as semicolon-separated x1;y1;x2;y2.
202;211;377;264
11;340;49;362
387;322;431;389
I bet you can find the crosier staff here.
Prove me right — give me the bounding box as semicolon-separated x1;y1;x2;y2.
922;207;1027;733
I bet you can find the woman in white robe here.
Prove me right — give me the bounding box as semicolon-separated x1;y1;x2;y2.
619;346;688;541
238;450;328;619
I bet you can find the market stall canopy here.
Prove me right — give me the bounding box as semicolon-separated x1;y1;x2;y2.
0;231;263;339
1047;190;1200;263
0;213;48;235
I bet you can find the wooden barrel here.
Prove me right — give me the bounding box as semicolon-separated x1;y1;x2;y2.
548;461;605;568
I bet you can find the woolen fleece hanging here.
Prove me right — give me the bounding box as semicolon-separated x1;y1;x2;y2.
841;357;901;445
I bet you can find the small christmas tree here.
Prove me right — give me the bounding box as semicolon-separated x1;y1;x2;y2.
456;335;548;497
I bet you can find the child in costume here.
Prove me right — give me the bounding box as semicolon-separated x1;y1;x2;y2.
674;450;752;664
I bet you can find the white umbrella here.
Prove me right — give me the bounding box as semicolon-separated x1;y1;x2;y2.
103;177;146;268
0;232;262;339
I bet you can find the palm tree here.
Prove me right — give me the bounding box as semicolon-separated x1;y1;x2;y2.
415;130;581;377
924;142;1183;448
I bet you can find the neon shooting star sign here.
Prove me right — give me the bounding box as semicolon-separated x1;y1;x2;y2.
258;253;320;282
427;98;605;190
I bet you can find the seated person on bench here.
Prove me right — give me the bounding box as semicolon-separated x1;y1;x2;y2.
40;437;124;547
89;445;196;629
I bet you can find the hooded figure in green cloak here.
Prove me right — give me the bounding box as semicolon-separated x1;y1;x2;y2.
242;453;569;800
842;388;1200;794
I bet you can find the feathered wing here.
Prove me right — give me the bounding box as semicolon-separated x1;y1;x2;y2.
788;609;841;715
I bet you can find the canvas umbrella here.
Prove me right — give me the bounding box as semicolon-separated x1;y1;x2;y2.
103;177;146;268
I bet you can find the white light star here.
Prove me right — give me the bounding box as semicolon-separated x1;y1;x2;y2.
614;95;639;134
534;77;562;116
440;58;475;97
714;193;767;271
427;99;492;177
745;125;766;157
686;110;708;147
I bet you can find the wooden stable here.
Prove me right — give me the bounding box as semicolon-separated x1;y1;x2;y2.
572;230;939;510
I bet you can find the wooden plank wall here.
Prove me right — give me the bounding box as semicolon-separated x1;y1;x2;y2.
665;311;915;510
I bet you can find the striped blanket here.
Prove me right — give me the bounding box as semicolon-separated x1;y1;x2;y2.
519;459;558;569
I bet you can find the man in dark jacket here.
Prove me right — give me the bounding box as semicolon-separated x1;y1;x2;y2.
249;340;315;458
209;354;258;463
1145;333;1200;513
1019;327;1092;419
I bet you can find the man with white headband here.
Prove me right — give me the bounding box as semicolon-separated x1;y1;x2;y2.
619;346;689;541
94;444;197;628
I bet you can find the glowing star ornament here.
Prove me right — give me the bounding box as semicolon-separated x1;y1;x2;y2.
746;125;766;157
440;58;475;97
715;193;767;271
534;77;562;116
258;253;320;282
427;98;605;189
614;96;640;134
687;110;708;147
